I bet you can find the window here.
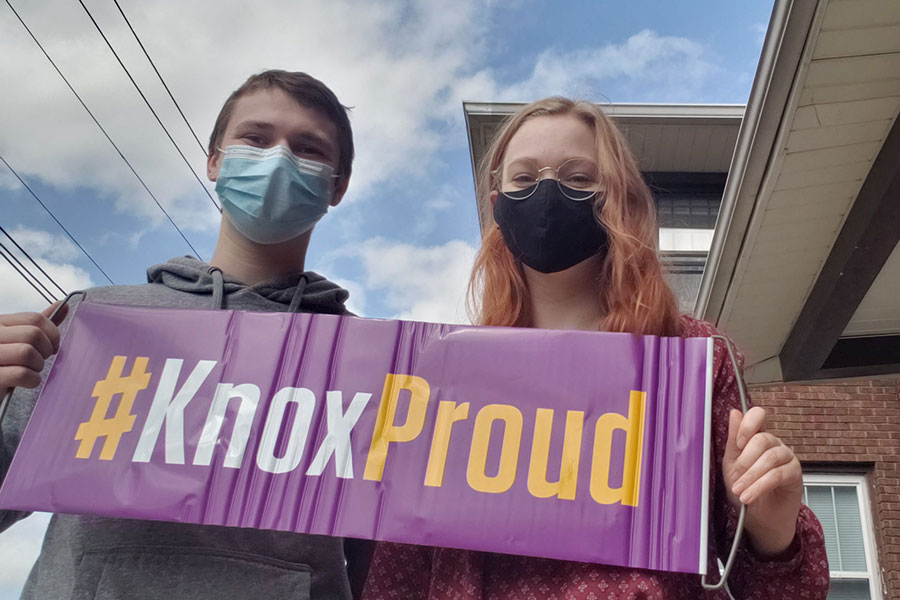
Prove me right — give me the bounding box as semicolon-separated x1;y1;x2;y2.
659;252;706;312
803;473;882;600
656;195;721;229
646;171;725;230
645;171;725;313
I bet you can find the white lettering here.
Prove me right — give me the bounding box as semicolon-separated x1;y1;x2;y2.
306;391;372;478
255;387;316;474
193;383;260;468
133;359;217;464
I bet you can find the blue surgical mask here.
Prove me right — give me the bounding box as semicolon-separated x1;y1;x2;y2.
215;145;336;244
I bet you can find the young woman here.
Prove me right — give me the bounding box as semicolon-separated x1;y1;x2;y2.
361;98;829;599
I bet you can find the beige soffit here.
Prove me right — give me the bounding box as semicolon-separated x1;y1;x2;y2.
696;0;900;383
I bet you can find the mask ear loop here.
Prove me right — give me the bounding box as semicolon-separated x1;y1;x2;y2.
0;290;86;427
701;334;748;600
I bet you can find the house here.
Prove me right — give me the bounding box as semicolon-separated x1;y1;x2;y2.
463;1;899;596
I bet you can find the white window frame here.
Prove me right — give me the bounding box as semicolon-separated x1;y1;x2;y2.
803;472;883;600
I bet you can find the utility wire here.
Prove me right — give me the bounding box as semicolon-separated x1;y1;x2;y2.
4;0;204;260
0;241;55;304
0;152;115;285
0;223;66;296
77;0;220;212
0;238;58;301
112;0;208;158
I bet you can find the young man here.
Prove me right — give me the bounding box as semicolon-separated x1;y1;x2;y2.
0;70;371;599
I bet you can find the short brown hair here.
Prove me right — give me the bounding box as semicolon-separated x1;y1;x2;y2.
208;70;354;181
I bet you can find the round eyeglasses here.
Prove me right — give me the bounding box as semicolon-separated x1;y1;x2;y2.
496;157;602;201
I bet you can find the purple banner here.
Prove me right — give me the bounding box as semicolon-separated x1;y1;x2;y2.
0;302;712;574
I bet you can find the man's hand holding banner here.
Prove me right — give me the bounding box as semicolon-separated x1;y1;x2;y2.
0;302;713;574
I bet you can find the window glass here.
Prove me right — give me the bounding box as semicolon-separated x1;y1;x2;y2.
827;580;871;600
806;485;841;569
803;475;881;600
835;486;867;572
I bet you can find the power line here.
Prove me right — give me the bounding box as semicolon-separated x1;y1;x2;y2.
0;241;55;304
77;0;220;212
0;238;58;301
112;0;208;158
0;152;115;285
4;0;204;260
0;223;66;296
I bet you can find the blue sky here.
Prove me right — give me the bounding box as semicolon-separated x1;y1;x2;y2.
0;0;772;595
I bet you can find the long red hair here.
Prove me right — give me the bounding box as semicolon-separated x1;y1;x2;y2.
467;97;681;336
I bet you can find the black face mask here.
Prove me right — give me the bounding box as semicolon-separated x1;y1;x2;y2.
493;179;607;274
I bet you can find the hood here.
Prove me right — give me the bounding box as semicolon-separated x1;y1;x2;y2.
146;256;350;314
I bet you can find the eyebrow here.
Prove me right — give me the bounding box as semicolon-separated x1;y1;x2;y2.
232;120;274;132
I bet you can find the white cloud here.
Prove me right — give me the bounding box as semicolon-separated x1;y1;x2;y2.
92;228;149;251
0;227;95;314
496;30;715;102
329;276;368;318
0;0;495;229
0;169;21;191
7;227;80;263
339;237;477;324
0;512;50;591
0;0;220;232
414;184;469;238
1;2;718;237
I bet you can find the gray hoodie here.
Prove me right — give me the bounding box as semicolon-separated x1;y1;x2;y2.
1;257;356;600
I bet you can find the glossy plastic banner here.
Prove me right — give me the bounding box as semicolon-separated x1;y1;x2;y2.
0;302;713;574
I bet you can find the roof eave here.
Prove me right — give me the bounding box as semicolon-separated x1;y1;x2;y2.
694;0;822;323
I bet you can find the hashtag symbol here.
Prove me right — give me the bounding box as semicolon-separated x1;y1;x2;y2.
74;356;151;460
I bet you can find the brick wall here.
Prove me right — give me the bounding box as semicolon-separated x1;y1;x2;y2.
751;377;900;599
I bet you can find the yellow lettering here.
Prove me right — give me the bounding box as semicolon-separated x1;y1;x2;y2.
589;391;646;506
424;401;470;487
467;404;523;494
527;409;584;500
363;374;430;481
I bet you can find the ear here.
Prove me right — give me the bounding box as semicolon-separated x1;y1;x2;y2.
489;189;499;209
207;149;222;182
330;176;350;207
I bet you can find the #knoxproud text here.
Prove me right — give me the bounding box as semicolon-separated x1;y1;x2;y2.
75;356;647;506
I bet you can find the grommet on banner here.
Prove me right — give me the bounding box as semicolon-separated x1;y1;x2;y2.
0;290;85;427
701;334;749;599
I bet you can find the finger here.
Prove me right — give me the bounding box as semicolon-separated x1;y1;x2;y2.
737;406;767;449
0;343;45;373
0;365;42;389
731;431;781;474
724;409;743;467
728;431;781;488
0;312;60;352
732;443;795;499
42;300;69;326
0;325;54;358
739;457;802;505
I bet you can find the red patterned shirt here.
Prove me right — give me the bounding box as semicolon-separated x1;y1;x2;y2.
362;317;830;600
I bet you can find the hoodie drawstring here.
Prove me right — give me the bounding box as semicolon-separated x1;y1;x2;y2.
288;274;308;313
206;266;310;312
208;267;225;309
